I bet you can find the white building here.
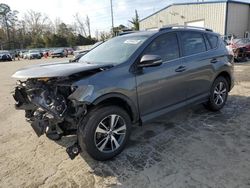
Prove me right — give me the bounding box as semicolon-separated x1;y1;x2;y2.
140;0;250;38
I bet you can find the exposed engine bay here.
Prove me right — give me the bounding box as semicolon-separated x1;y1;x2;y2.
12;61;113;159
13;77;87;140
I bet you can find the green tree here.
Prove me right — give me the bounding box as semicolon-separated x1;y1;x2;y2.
129;10;139;31
0;3;18;49
50;34;68;47
75;34;96;45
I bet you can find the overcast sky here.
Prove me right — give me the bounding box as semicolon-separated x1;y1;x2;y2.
2;0;249;33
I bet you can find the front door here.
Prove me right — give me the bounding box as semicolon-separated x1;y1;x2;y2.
135;32;188;119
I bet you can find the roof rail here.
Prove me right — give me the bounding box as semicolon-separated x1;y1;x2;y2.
159;25;213;32
118;31;139;36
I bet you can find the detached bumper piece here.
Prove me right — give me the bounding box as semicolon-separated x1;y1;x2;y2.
66;143;81;160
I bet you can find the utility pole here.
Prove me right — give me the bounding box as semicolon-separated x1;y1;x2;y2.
110;0;114;35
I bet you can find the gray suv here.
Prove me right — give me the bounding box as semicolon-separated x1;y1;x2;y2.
13;26;234;161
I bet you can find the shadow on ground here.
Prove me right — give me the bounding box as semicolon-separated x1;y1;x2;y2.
54;94;250;187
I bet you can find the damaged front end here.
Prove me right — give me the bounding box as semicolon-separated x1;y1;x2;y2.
13;77;87;140
12;62;113;159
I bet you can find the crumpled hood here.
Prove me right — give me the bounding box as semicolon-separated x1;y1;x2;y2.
12;61;112;79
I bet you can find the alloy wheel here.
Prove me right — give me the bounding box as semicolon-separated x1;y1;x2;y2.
94;114;127;153
213;82;227;106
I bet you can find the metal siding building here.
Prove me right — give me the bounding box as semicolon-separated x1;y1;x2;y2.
140;0;250;37
226;2;250;36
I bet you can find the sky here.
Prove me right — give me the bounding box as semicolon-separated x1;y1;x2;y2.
2;0;250;35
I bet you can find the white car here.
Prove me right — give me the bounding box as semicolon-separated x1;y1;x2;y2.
26;50;41;60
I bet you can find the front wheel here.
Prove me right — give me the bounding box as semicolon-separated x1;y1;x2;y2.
205;76;229;111
78;106;131;161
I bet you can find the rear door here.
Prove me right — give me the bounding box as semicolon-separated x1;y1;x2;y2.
135;32;188;118
178;31;215;100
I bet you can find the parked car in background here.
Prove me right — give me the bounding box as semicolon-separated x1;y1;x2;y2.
20;50;28;58
70;42;103;62
9;50;17;60
221;34;236;44
42;49;50;57
73;42;103;58
66;48;74;55
0;50;12;61
226;38;250;62
69;52;87;62
25;50;42;60
12;26;234;161
51;48;68;58
73;49;87;58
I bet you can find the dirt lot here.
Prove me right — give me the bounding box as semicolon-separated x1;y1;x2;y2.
1;58;250;188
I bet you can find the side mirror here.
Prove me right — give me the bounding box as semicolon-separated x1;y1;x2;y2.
138;55;163;68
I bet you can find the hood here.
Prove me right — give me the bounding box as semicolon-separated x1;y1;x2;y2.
12;62;113;79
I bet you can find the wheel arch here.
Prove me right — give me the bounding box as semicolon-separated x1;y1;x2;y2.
214;71;232;91
91;93;140;124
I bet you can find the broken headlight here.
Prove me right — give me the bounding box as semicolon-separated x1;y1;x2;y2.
68;85;94;102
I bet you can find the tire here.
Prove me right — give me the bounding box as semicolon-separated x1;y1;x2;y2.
205;76;229;111
78;106;131;161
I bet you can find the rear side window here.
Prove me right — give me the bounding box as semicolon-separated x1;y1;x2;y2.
143;33;179;62
180;32;206;56
207;34;218;49
204;36;212;50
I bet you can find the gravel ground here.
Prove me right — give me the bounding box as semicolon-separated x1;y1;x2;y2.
0;59;250;188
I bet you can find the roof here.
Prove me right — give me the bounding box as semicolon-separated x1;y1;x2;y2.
140;0;250;22
118;30;157;37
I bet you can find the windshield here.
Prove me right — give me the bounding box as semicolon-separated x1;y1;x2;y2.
54;49;63;53
79;35;148;65
0;51;9;54
89;41;103;50
29;50;39;53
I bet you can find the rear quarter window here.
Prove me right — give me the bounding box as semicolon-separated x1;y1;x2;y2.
206;34;218;49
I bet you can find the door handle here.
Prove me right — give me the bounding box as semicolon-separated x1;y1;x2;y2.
210;58;218;63
175;65;186;72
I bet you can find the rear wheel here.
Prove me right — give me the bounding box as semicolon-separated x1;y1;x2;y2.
78;106;131;161
205;76;229;111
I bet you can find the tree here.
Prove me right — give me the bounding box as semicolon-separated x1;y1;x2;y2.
75;34;96;45
57;23;70;37
99;31;111;41
0;4;100;49
23;10;52;48
51;34;68;47
113;24;127;36
85;15;91;38
74;13;92;38
74;13;87;37
0;3;18;49
129;10;140;31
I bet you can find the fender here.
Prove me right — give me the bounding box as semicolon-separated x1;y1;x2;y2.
92;92;140;123
212;68;234;91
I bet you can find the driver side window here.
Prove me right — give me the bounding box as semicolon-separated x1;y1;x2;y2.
143;33;180;62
